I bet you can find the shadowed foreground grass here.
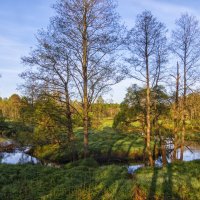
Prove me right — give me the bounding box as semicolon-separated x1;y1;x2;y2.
0;159;200;200
0;158;133;200
133;160;200;200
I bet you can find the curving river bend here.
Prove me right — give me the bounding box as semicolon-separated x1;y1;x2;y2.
1;139;200;173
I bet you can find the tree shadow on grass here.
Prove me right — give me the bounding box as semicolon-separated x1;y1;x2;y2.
163;164;173;200
148;167;159;200
148;164;182;200
92;166;126;200
94;127;137;163
100;127;144;163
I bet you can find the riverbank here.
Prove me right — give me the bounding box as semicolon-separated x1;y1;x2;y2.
0;137;16;152
32;128;145;164
0;159;200;200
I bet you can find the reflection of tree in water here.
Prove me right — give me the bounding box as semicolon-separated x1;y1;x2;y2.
0;153;3;163
154;139;200;165
0;152;12;163
18;152;36;164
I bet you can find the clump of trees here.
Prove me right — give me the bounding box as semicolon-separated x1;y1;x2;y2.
114;11;200;166
170;13;200;160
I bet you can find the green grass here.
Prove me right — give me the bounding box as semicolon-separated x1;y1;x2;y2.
0;159;133;200
33;127;145;163
0;160;200;200
98;118;114;129
133;160;200;200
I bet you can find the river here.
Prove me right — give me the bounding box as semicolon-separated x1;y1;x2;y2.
1;140;200;173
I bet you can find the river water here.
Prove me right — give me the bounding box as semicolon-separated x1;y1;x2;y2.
1;141;200;173
128;143;200;173
0;149;40;164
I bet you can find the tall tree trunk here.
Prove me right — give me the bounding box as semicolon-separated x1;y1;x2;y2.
161;139;167;166
180;60;187;160
64;84;75;160
152;91;159;163
146;55;154;166
173;62;180;161
157;129;167;166
65;91;73;143
82;3;89;158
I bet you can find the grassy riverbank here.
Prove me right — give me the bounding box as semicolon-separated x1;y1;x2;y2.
33;128;145;164
0;159;200;200
0;158;133;200
32;127;200;164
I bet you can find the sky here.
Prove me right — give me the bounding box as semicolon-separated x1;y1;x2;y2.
0;0;200;103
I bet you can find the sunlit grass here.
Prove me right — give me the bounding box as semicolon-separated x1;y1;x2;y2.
133;160;200;200
33;127;145;163
0;160;200;200
0;159;133;200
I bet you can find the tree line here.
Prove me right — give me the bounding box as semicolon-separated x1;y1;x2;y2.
0;93;118;146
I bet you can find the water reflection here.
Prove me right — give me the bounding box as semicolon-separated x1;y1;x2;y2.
128;164;144;173
176;145;200;161
1;142;200;173
0;149;40;164
128;142;200;174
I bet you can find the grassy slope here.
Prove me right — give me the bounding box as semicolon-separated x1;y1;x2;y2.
33;128;145;163
19;117;200;163
0;160;200;200
0;159;133;200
